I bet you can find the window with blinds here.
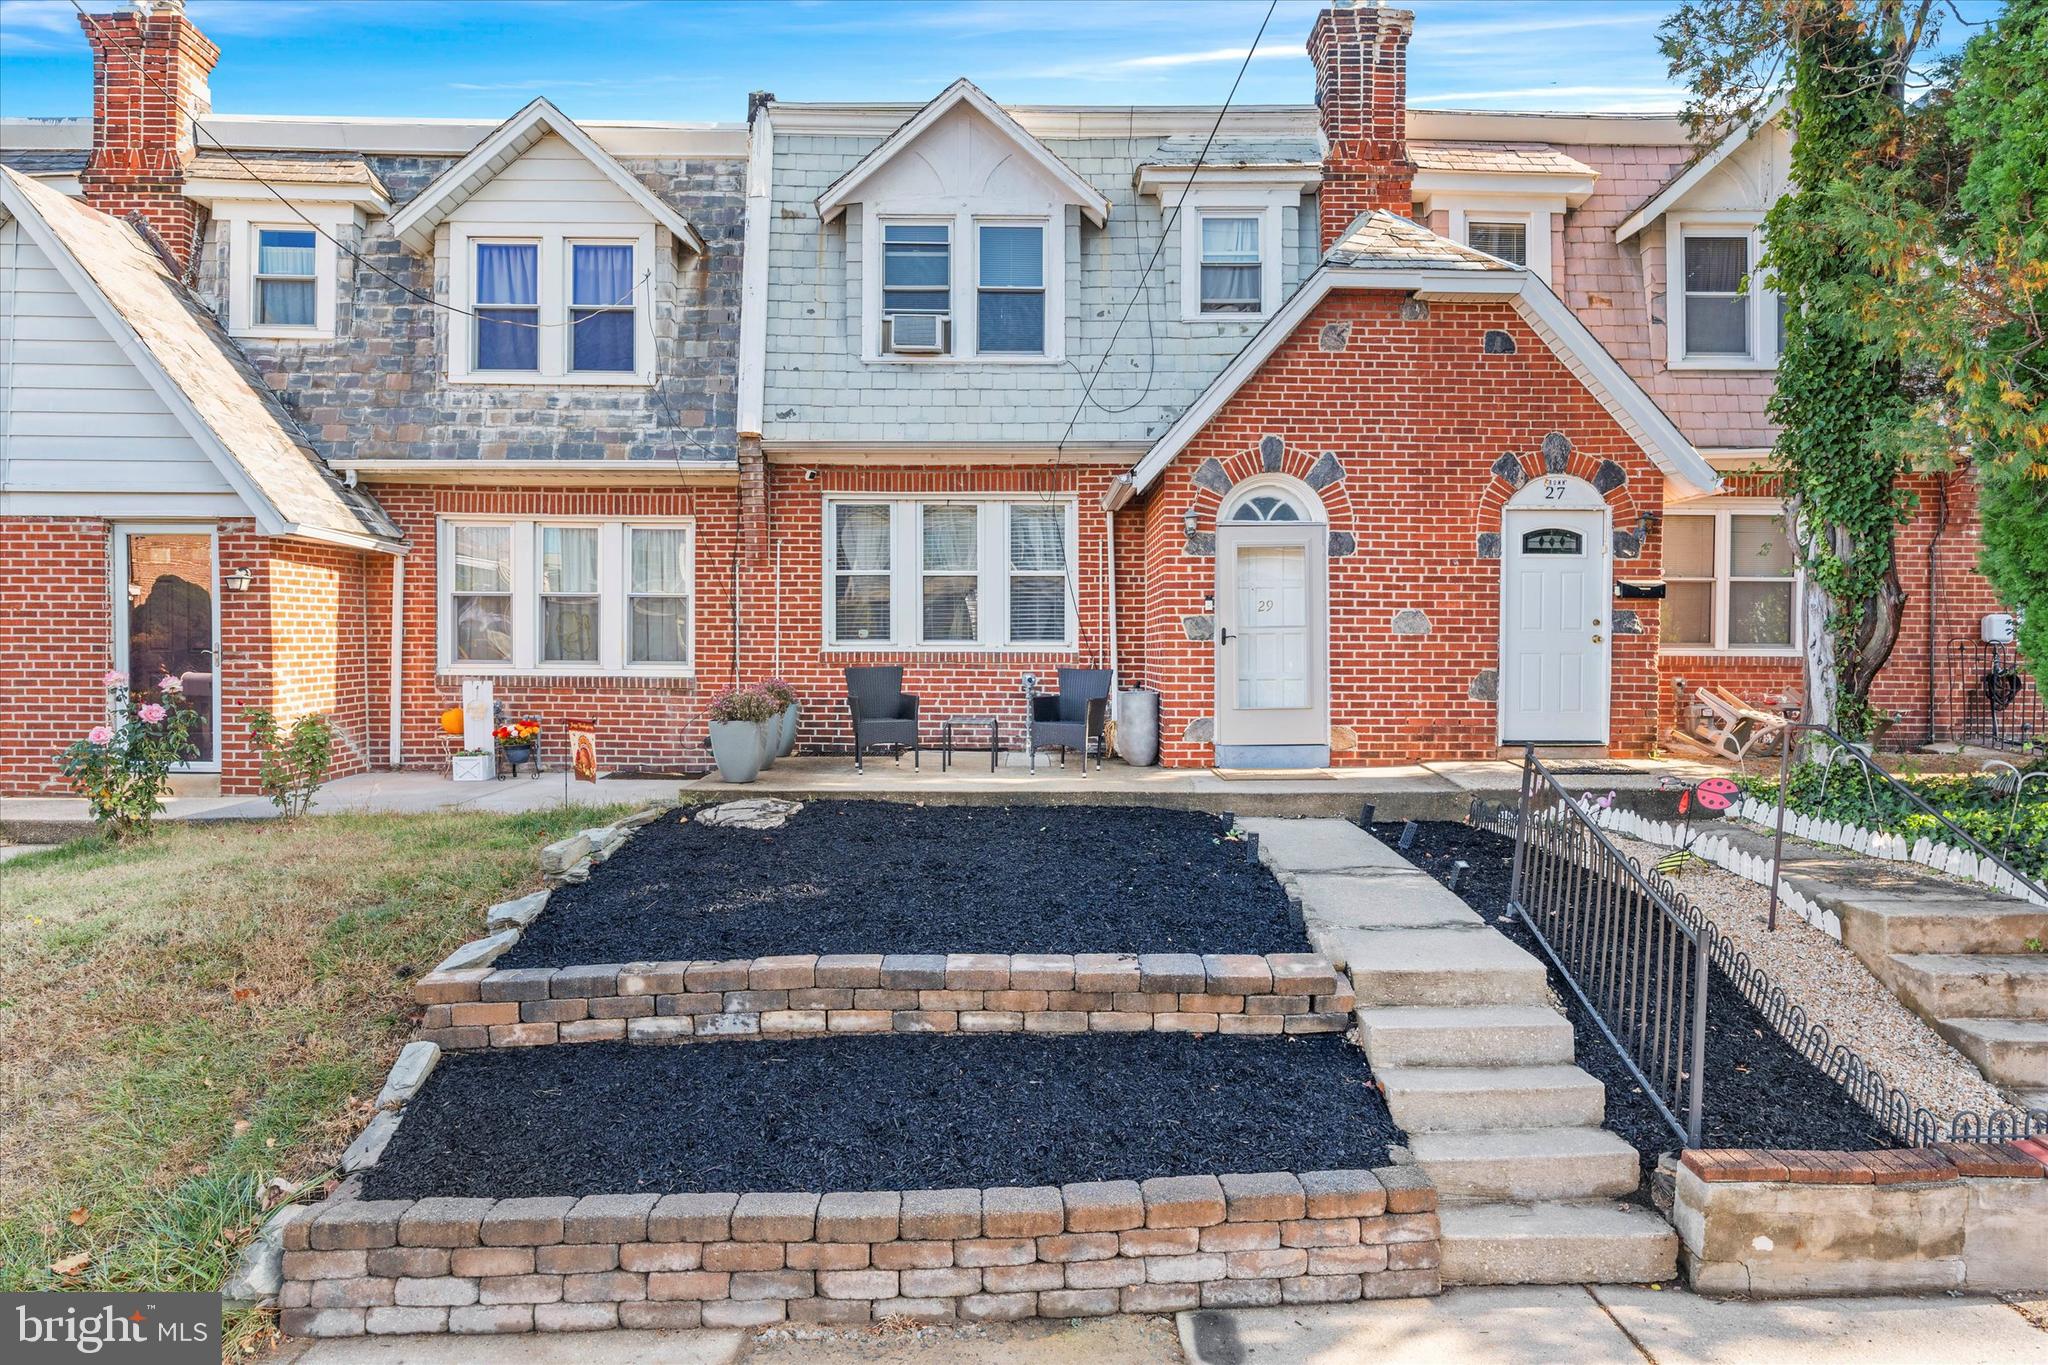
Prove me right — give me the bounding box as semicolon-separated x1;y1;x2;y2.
1466;220;1527;267
825;500;1075;649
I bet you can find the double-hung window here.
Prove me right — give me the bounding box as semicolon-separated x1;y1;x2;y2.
977;224;1045;353
1669;219;1781;368
474;241;540;372
827;500;1074;649
441;519;694;674
1664;508;1798;652
1682;233;1750;358
882;224;951;319
1467;220;1528;267
450;524;515;664
253;228;318;327
1198;215;1262;313
569;243;636;373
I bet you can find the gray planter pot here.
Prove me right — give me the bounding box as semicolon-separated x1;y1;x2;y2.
757;716;777;770
709;719;763;784
1118;686;1161;766
776;702;799;758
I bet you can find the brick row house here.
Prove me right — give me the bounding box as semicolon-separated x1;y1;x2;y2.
0;0;2007;792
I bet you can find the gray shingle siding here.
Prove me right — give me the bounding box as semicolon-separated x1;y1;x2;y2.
762;132;1317;446
196;153;744;465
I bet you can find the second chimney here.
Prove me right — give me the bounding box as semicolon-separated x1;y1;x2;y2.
1308;1;1415;251
77;0;219;270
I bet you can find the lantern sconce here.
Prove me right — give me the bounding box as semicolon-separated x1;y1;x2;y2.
1634;509;1660;543
1183;507;1200;537
224;567;254;592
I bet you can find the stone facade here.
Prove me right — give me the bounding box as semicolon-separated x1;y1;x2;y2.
414;952;1357;1051
278;1167;1440;1336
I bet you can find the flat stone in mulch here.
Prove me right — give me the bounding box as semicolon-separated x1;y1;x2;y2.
1376;822;1900;1177
358;1033;1395;1199
496;801;1305;967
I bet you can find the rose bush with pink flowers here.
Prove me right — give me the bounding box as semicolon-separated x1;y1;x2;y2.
59;674;199;837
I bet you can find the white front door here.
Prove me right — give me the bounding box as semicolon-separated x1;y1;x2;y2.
1501;508;1609;744
1215;523;1329;763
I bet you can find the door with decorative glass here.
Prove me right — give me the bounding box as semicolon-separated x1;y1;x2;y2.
1213;500;1329;767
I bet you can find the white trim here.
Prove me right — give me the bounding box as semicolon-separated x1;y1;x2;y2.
1412;169;1595;206
1125;259;1719;498
1434;199;1560;286
737;104;773;439
113;523;222;774
1133;164;1320;196
1665;213;1780;370
815;80;1111;227
1659;498;1802;656
1616;96;1788;243
341;459;739;484
445;229;659;386
821;495;1080;653
184;179;390;215
1177;195;1287;324
435;514;697;678
221;205;354;341
387;98;706;257
862;212;1065;365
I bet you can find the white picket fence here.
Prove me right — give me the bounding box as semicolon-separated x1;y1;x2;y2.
1588;796;2048;940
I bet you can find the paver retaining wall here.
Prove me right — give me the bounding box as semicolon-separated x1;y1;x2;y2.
1676;1144;2048;1296
415;952;1356;1050
279;1169;1441;1336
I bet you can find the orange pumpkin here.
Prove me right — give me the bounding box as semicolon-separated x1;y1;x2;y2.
439;707;464;736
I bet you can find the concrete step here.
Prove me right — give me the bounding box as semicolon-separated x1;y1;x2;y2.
1888;953;2048;1021
1406;1128;1641;1203
1356;1005;1576;1069
1939;1017;2048;1090
1377;1064;1604;1134
1831;891;2048;964
1439;1201;1678;1286
1293;872;1487;932
1241;817;1418;874
1339;928;1553;1009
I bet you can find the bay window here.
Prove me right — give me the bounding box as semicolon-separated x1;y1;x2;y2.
440;518;693;674
1663;507;1798;653
827;499;1076;649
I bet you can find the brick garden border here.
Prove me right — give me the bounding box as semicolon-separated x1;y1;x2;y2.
416;952;1356;1050
1675;1142;2048;1296
278;1167;1440;1337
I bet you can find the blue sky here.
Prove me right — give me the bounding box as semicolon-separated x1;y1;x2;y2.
0;0;2002;123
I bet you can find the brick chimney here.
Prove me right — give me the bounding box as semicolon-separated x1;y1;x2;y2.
77;0;219;269
1308;0;1415;250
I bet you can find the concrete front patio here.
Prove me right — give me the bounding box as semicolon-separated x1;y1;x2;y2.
0;754;1726;844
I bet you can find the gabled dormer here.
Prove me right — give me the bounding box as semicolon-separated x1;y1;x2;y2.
387;97;707;386
815;79;1110;365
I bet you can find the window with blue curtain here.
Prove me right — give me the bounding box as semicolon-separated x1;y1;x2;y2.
571;243;635;373
882;224;950;315
977;224;1044;353
475;242;539;371
254;228;317;327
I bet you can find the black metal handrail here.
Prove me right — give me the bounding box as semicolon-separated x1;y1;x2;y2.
1504;746;1708;1149
1765;723;2048;929
1472;793;2048;1149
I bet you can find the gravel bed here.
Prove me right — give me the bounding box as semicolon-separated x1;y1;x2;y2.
499;802;1305;966
1377;822;1902;1175
1603;829;2019;1127
359;1033;1395;1199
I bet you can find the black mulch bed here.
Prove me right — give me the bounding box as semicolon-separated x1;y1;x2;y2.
359;1033;1395;1199
1374;821;1900;1179
496;801;1306;967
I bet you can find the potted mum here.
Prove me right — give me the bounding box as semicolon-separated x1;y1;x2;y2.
494;718;540;774
707;685;778;784
762;677;799;758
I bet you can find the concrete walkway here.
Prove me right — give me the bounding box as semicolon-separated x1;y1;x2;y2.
271;1288;2047;1364
2;754;1724;843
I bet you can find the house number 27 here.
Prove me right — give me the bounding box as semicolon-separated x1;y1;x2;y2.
1542;477;1570;500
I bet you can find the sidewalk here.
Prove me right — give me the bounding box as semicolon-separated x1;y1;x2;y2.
273;1288;2048;1365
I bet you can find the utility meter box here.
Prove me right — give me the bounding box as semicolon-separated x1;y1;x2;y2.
1982;614;2017;645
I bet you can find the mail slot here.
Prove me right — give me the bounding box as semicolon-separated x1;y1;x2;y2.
1615;579;1666;600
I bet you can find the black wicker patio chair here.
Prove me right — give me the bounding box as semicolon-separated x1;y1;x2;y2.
1027;667;1111;775
845;665;921;773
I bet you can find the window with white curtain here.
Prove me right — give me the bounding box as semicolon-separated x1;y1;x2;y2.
1663;507;1799;652
474;241;540;372
1198;215;1262;313
570;243;636;373
1466;220;1527;267
253;228;318;327
440;519;693;673
977;224;1045;354
826;500;1076;649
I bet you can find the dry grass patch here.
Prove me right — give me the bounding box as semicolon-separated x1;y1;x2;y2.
0;806;629;1332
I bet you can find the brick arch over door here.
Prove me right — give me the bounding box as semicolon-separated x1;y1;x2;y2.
1182;433;1357;555
1475;431;1647;563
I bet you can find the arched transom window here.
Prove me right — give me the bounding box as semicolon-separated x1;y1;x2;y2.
1229;492;1304;523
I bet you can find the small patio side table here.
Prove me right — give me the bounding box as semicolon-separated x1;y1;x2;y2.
940;715;1001;772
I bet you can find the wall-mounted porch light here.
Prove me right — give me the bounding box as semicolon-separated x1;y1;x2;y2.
224;567;254;592
1183;507;1200;537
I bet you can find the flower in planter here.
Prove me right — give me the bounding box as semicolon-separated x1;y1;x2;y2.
707;686;779;724
492;720;541;748
760;677;797;708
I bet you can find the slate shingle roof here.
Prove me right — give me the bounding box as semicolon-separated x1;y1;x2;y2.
1141;136;1321;168
186;152;390;197
1408;140;1595;177
0;149;89;176
1324;210;1518;271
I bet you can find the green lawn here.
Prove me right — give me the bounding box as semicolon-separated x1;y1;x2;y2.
0;805;632;1355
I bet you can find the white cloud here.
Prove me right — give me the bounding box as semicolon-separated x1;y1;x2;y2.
1418;84;1687;111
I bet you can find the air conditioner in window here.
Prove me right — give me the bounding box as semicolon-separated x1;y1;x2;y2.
883;313;950;355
